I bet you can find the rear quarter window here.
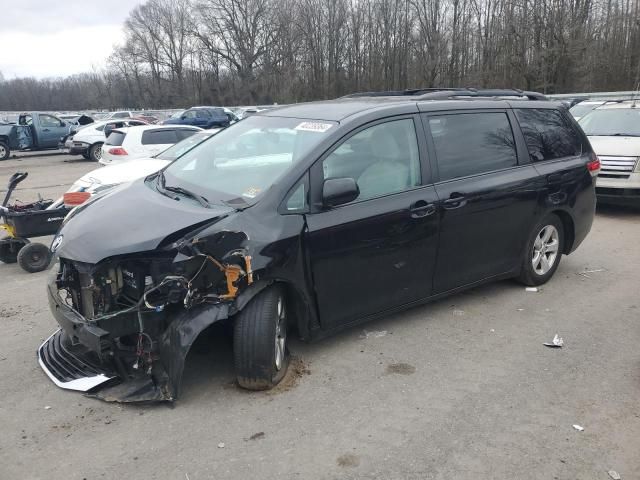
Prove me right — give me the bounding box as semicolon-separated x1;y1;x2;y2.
141;129;179;145
105;131;126;146
515;108;582;161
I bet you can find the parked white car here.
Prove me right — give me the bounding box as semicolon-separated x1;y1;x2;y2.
579;101;640;207
65;119;148;161
99;125;203;166
53;130;219;208
569;101;606;120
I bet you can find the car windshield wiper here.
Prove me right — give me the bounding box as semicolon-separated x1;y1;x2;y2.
163;185;210;208
154;171;209;208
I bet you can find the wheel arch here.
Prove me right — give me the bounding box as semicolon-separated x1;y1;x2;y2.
234;278;317;341
550;209;575;254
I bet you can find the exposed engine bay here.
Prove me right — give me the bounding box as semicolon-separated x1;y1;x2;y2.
42;231;256;402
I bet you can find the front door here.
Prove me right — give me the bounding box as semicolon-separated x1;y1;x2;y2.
305;117;440;329
38;114;68;148
424;110;542;294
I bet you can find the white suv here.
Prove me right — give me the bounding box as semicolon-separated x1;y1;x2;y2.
579;101;640;207
100;125;202;165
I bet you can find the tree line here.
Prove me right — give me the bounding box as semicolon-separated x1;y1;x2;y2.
1;0;639;111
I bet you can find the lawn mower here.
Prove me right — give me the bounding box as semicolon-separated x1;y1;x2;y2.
0;172;72;273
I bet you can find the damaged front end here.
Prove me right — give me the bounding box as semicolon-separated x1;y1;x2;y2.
40;231;253;402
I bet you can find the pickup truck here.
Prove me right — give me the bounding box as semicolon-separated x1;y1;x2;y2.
0;112;73;160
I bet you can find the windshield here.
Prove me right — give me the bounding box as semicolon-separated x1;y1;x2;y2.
162;116;336;204
570;103;601;117
579;108;640;136
156;132;216;161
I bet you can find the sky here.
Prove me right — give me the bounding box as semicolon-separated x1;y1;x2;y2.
0;0;145;79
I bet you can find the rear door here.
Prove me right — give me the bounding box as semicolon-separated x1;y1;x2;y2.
194;110;211;128
423;109;543;294
305;116;440;329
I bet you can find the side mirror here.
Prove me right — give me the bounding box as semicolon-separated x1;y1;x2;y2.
180;115;187;120
322;177;359;207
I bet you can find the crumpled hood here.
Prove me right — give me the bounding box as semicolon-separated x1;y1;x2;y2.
54;178;234;264
588;136;640;157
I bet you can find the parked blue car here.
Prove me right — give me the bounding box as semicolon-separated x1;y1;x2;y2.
163;106;234;129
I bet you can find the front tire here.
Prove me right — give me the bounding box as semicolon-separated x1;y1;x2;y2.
17;242;51;273
517;214;564;286
234;286;289;390
81;151;91;160
89;142;103;162
0;141;10;160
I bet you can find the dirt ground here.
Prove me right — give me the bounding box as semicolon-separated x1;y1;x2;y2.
1;151;639;479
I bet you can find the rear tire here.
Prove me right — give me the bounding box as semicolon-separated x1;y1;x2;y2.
0;238;29;264
89;142;103;162
234;286;289;390
17;242;51;273
517;214;564;286
0;141;10;160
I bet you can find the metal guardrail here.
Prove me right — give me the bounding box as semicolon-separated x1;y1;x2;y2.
547;91;640;101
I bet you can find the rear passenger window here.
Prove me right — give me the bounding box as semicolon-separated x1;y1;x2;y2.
141;129;179;145
176;129;200;141
322;118;421;202
429;113;517;181
515;109;582;161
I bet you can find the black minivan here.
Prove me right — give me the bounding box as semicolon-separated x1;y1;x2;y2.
40;89;598;402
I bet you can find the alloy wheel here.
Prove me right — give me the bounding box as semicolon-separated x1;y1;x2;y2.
532;225;559;275
274;297;287;371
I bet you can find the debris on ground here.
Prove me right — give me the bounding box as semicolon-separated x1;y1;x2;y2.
217;442;225;448
544;334;564;348
608;470;621;480
577;268;606;279
360;330;387;339
572;424;584;431
386;363;416;375
490;329;495;333
44;406;51;410
517;308;524;311
337;453;360;467
266;356;310;395
248;432;265;441
525;287;539;292
452;309;465;316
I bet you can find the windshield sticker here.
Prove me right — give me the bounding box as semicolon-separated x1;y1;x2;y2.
242;187;261;198
294;121;334;133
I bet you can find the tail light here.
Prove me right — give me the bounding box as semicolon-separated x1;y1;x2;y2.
63;191;91;207
587;154;600;177
108;147;128;156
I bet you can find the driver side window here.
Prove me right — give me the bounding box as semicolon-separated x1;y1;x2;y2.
322;118;421;202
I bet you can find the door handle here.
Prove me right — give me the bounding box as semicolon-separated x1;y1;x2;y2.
409;201;436;218
42;128;50;132
443;194;467;210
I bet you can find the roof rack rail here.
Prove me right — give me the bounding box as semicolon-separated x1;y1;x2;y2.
341;88;548;101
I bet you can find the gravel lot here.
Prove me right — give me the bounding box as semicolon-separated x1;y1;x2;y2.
1;151;639;479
